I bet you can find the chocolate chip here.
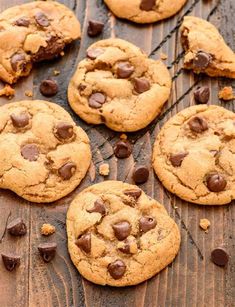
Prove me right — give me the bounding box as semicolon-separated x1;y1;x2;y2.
38;242;57;263
87;20;104;37
58;162;77;180
206;173;227;192
124;188;142;200
40;80;58;97
21;144;39;161
194;86;210;104
87;48;104;60
112;221;131;241
88;93;106;109
14;17;30;27
140;0;155;11
11;53;27;72
132;165;149;184
113;140;132;159
7;218;27;236
108;259;126;279
118;241;131;254
76;233;91;253
32;36;65;62
134;78;150;93
10;112;29;128
193;51;211;70
55;122;74;140
170;152;188;167
139;216;157;233
78;84;86;92
211;247;229;266
87;199;106;216
35;12;50;27
1;253;20;271
117;62;134;78
188;116;208;133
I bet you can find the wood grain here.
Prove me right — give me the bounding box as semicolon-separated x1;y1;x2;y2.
0;0;234;306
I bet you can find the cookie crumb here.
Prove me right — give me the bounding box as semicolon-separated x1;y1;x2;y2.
53;70;61;76
41;223;56;236
218;86;235;101
60;51;65;57
25;90;33;97
0;84;15;98
160;52;168;60
120;134;127;140
199;218;210;232
99;163;110;176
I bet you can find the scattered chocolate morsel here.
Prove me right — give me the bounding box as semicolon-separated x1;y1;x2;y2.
35;12;50;27
11;53;27;72
108;259;126;279
194;86;210;104
170;152;188;167
118;240;131;254
58;162;77;180
32;36;65;62
193;51;211;70
10;112;29;128
139;216;157;233
76;233;91;253
88;92;106;109
113;140;132;159
134;78;150;94
14;17;30;27
87;199;106;215
87;48;104;60
1;253;20;271
132;165;149;184
140;0;155;11
87;20;104;37
112;221;131;241
117;62;134;78
211;247;229;266
21;144;39;161
55;122;74;140
124;188;142;200
7;218;27;236
40;79;58;97
206;173;227;192
188;116;208;133
38;242;57;263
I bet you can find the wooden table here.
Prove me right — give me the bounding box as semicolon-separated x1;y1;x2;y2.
0;0;234;306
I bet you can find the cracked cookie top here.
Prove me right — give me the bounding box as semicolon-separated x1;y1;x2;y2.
0;100;91;203
68;38;171;132
180;16;235;78
66;180;180;286
153;105;235;205
0;1;80;84
104;0;187;24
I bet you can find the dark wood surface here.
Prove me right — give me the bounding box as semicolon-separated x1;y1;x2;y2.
0;0;234;306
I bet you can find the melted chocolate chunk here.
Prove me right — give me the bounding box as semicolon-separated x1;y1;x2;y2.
76;233;91;253
40;79;58;97
38;242;57;263
7;218;27;236
108;259;126;279
87;20;104;37
88;93;106;109
188;116;208;133
35;12;50;27
206;173;227;192
32;36;65;62
87;48;104;60
87;199;106;215
58;162;77;180
193;51;211;70
117;62;134;78
11;112;29;128
139;216;157;233
113;140;132;159
112;221;131;241
124;188;142;200
14;17;30;27
211;247;229;266
194;86;210;104
55;122;74;140
140;0;156;11
21;144;39;161
1;253;20;271
132;165;149;184
170;152;188;167
134;78;150;93
11;53;27;72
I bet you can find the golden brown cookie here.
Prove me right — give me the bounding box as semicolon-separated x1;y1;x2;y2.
0;100;91;203
153;105;235;205
68;38;171;132
0;1;80;84
67;181;180;286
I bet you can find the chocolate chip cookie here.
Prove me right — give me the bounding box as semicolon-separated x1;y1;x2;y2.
180;16;235;78
0;1;80;84
67;181;180;286
0;100;91;203
104;0;187;24
68;38;171;132
153;105;235;205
